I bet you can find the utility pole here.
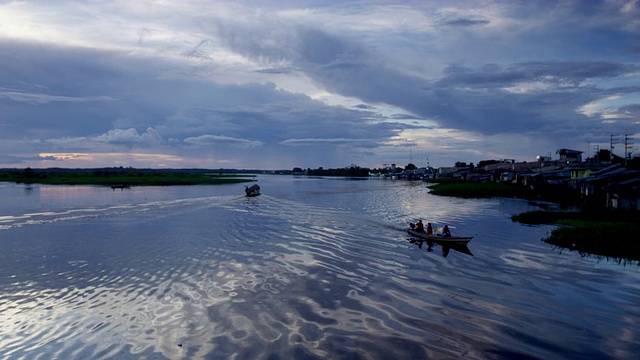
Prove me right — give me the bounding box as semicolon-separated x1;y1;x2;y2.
610;134;620;163
624;134;634;166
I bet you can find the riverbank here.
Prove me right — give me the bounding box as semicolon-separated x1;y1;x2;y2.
0;168;256;186
511;211;640;264
424;178;535;199
424;178;639;263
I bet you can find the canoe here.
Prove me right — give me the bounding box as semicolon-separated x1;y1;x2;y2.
110;184;131;190
406;228;473;244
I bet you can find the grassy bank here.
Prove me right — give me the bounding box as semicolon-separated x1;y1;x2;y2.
512;210;640;264
423;179;639;263
425;178;534;199
0;168;256;186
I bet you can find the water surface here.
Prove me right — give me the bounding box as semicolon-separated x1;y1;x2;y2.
1;176;638;359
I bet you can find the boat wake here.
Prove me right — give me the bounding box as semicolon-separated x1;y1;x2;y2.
0;195;241;230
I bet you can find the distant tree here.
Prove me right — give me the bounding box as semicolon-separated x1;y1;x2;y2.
406;163;417;170
454;161;467;168
292;167;303;173
306;165;370;177
22;167;35;178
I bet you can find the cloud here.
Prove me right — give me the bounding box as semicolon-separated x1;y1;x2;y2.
211;12;638;143
45;137;92;149
0;1;639;169
0;88;114;104
444;18;490;27
95;128;163;145
183;135;262;149
279;138;377;147
45;128;163;149
38;153;91;161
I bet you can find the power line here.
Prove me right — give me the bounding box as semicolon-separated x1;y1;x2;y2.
609;134;620;162
624;134;634;165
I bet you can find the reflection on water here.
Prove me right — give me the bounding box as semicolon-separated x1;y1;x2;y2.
544;238;640;266
1;177;639;359
407;238;475;257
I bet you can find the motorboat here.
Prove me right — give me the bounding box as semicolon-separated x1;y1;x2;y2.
245;184;261;197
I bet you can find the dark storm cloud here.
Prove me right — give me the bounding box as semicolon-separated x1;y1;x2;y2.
444;19;490;27
136;2;640;166
0;37;405;167
215;15;638;139
417;62;640;134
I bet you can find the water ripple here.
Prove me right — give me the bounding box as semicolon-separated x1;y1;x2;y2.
1;179;640;359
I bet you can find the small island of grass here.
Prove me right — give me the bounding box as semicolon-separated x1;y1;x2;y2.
512;211;640;264
424;178;535;199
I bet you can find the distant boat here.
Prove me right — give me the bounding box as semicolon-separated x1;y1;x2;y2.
245;184;261;197
111;184;131;190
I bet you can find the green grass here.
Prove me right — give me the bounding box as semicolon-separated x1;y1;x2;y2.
545;220;640;264
511;210;638;224
512;210;640;264
425;179;534;199
424;179;640;264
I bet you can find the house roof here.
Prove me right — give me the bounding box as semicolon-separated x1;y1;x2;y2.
556;148;583;155
591;164;623;177
584;168;640;184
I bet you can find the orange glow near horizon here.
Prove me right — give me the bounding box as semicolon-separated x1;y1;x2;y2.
39;153;92;161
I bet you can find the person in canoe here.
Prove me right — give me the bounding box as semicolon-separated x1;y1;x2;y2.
415;220;425;232
426;222;433;235
442;225;452;237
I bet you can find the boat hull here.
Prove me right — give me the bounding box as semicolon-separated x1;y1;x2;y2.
407;229;473;244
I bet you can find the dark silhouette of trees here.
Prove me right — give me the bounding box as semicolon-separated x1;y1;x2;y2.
307;165;370;177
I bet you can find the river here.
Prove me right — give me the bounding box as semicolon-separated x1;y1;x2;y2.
0;175;638;359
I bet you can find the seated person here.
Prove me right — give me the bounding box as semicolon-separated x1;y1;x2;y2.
415;220;425;232
426;223;433;235
442;225;452;237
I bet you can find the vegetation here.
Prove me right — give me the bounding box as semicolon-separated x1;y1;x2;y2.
305;165;370;177
512;210;640;264
545;220;640;264
425;178;534;199
426;174;639;264
0;168;256;186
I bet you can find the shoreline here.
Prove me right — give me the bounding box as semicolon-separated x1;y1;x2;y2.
425;178;639;264
0;168;257;186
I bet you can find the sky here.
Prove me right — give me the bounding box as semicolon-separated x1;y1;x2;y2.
1;0;639;170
